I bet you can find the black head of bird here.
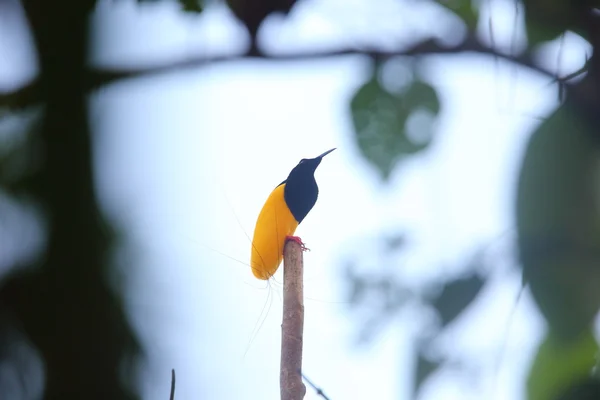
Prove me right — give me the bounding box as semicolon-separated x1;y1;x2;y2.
283;148;336;224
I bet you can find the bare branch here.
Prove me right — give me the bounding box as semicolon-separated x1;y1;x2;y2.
0;35;566;111
0;34;584;114
280;240;306;400
87;35;558;90
0;79;41;109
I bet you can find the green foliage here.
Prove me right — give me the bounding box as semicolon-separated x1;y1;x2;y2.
135;0;204;13
522;0;588;45
3;0;599;398
516;91;600;399
414;351;440;396
350;63;440;181
339;2;600;399
345;236;489;397
435;0;479;30
346;266;411;343
430;273;484;328
527;329;599;400
556;379;600;400
178;0;203;13
516;104;600;342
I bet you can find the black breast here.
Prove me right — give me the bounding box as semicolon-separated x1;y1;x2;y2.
283;175;319;223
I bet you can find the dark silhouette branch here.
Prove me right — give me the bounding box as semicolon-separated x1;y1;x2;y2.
1;35;567;110
86;36;558;90
280;240;306;400
0;79;40;109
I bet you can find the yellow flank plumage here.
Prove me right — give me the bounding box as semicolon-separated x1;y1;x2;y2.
250;183;299;280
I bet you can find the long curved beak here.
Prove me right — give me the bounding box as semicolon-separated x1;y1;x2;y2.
317;148;336;159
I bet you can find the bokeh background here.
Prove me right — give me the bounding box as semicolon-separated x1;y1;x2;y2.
1;0;600;399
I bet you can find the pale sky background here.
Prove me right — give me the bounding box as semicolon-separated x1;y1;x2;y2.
0;0;595;399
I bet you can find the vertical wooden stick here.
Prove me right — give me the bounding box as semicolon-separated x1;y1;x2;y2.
169;369;176;400
280;240;307;400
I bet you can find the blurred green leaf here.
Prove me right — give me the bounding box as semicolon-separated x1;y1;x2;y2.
350;69;440;181
555;378;600;400
527;328;599;400
414;351;440;396
517;104;600;341
404;81;440;115
525;16;566;45
135;0;204;13
522;0;592;45
178;0;203;13
435;0;478;30
430;273;484;327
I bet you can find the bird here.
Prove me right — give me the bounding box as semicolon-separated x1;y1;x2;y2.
250;148;336;280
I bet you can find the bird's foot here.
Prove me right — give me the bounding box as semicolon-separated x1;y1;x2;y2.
285;236;310;252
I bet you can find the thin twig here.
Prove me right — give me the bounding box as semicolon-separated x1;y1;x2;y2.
170;369;176;400
556;33;566;101
549;57;591;86
300;371;331;400
280;240;306;400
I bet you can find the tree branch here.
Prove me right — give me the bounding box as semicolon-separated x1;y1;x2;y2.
0;79;41;109
87;36;558;90
0;35;578;110
280;239;306;400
